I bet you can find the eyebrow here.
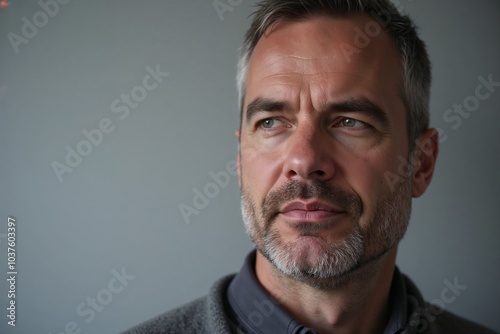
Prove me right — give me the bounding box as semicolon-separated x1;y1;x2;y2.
245;97;389;126
322;97;389;126
245;98;291;124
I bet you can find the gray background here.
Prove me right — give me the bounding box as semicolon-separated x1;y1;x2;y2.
1;0;499;333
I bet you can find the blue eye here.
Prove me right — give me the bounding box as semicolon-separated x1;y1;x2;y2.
260;118;282;129
340;118;365;128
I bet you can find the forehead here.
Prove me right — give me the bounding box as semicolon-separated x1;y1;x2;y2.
245;14;403;108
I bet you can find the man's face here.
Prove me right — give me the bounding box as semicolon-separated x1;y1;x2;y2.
238;15;414;289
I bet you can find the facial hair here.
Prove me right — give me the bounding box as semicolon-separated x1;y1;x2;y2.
240;175;412;290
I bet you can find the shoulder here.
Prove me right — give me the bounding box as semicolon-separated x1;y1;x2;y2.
424;307;497;334
122;274;236;334
123;296;208;334
401;273;496;334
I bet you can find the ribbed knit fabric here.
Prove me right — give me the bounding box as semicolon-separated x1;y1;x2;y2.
122;273;496;334
123;274;235;334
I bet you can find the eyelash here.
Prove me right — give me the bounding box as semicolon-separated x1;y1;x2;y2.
334;117;367;129
256;118;283;129
256;117;368;130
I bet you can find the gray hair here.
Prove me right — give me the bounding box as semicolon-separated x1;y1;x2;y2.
236;0;431;151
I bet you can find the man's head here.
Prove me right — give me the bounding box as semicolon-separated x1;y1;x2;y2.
237;0;432;152
235;0;438;289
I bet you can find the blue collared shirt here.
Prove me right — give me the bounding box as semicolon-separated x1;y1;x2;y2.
226;251;408;334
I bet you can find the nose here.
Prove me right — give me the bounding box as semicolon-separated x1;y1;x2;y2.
282;123;335;182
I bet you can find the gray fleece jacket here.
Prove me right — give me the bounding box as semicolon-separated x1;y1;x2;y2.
122;274;495;334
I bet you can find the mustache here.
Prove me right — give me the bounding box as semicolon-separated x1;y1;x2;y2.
261;180;362;225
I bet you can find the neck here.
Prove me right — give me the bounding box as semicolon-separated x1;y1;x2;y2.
255;248;397;334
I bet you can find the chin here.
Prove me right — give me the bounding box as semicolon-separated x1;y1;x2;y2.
261;227;365;285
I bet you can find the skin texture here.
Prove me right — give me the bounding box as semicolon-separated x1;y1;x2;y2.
235;14;438;334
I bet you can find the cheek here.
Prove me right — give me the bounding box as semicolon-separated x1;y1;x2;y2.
240;144;283;200
338;147;402;220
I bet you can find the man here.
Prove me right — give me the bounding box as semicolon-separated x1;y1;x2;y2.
124;1;495;333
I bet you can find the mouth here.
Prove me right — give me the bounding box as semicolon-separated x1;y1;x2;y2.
279;200;346;223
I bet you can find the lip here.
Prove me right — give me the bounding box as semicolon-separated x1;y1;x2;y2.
279;200;345;222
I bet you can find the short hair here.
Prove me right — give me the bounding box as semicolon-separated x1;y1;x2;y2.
236;0;431;152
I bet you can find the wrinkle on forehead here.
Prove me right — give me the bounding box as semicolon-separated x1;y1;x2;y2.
247;14;400;83
258;55;366;78
262;69;366;80
245;15;403;111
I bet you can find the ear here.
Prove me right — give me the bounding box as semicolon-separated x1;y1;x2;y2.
234;129;241;187
411;128;439;198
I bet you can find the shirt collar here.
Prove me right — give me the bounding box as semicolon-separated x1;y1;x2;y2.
226;250;408;334
385;266;408;333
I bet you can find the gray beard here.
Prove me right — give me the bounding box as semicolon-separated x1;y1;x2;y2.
240;174;412;290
